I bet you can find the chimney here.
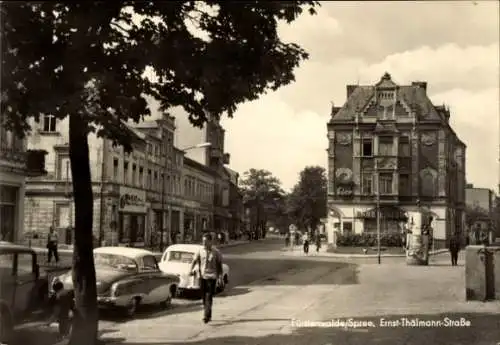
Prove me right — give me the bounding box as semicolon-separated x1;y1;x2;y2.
347;85;357;98
411;81;427;92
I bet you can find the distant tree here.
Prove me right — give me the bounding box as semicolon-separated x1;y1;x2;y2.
240;169;286;236
1;2;318;344
465;204;489;229
288;166;327;232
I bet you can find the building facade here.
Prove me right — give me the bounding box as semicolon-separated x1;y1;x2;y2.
1;125;28;242
23;110;237;247
465;184;496;240
326;73;466;248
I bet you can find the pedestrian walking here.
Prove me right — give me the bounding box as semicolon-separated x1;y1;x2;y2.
449;234;460;266
189;233;223;324
47;226;59;264
285;233;290;247
315;234;321;253
302;232;309;255
47;281;74;340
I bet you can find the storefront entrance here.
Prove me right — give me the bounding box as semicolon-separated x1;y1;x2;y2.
0;185;18;241
118;213;146;244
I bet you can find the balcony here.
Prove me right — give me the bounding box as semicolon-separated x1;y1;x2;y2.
0;145;26;164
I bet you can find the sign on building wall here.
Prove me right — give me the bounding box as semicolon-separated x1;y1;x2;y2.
119;186;147;213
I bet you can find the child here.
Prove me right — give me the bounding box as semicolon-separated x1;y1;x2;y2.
47;281;74;339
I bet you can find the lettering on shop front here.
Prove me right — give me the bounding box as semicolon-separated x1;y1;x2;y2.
119;194;145;209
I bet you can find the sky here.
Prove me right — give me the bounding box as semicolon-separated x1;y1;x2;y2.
215;1;499;192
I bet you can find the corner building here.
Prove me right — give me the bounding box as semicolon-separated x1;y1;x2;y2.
326;73;466;248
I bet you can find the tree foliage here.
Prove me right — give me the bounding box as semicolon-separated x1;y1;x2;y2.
1;2;318;344
287;166;327;231
464;204;489;228
239;169;287;232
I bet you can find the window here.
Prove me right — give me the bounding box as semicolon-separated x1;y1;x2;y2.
167;251;194;263
362;139;373;157
17;253;34;276
379;173;393;194
42;114;57;132
343;222;353;234
0;253;14;276
59;156;71;180
378;136;393;156
55;204;71;228
184;179;188;196
399;136;410;156
132;164;137;186
123;161;129;184
153;171;158;189
399;174;410;196
113;158;119;181
142;256;158;270
138;166;144;187
147;169;152;189
362;173;372;195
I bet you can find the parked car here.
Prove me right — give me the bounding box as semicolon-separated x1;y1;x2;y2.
0;242;49;342
51;247;179;317
158;244;230;297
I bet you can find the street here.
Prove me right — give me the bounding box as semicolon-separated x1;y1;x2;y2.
14;239;500;345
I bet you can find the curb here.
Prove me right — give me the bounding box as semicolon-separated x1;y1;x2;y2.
281;248;449;258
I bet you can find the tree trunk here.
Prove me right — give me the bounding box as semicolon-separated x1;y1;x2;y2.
68;114;99;345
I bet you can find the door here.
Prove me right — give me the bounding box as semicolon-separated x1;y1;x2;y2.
0;253;15;309
13;253;37;315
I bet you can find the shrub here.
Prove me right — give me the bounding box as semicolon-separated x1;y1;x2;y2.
336;232;403;247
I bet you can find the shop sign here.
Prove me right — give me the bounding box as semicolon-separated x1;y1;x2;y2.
336;186;353;197
119;186;146;213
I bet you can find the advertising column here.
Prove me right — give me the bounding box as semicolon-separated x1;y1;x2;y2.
118;186;147;247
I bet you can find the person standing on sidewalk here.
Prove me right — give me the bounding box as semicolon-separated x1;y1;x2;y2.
189;233;223;323
302;232;310;255
315;233;321;253
47;226;59;264
449;234;460;266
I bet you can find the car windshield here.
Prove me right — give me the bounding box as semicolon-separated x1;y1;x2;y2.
167;251;195;263
94;253;137;272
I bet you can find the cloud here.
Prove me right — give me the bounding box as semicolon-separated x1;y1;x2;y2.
221;94;327;191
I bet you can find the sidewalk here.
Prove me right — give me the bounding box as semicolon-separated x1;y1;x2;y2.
281;244;449;258
30;239;252;257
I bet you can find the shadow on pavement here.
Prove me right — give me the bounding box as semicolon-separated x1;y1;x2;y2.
100;312;500;345
217;287;251;298
228;257;359;286
99;301;204;322
12;326;117;345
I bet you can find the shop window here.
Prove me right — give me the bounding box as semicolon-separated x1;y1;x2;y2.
343;222;353;234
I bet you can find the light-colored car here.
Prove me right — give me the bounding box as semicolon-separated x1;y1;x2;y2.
52;247;179;317
158;244;229;296
0;242;48;343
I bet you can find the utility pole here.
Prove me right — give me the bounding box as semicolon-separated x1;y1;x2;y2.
160;126;166;252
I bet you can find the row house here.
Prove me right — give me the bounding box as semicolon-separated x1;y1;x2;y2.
326;73;466;248
23;111;239;247
1;114;46;242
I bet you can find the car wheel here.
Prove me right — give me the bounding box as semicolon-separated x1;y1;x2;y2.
124;297;140;317
0;307;13;343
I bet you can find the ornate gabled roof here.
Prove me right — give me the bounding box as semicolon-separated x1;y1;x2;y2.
331;86;374;121
331;73;443;122
375;72;398;89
